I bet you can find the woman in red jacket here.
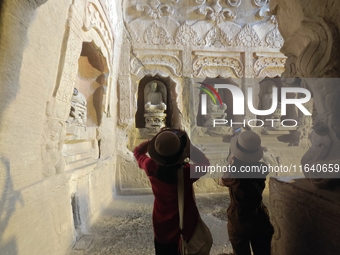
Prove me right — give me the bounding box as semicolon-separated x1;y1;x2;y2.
133;128;210;255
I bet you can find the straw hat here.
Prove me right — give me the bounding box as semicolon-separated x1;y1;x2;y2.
147;129;190;166
230;131;263;162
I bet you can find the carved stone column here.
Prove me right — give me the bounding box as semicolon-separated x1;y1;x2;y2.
271;0;340;189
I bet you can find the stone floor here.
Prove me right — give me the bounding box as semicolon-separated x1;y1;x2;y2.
67;191;270;255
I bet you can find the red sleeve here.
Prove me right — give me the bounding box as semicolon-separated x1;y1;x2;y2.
188;145;210;182
133;141;158;176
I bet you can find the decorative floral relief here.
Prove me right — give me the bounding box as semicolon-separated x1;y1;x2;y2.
205;26;232;47
193;56;243;77
266;24;284;48
235;24;262;47
144;22;172;45
198;0;236;24
175;23;202;46
84;3;113;60
131;55;182;76
253;57;286;77
136;0;178;19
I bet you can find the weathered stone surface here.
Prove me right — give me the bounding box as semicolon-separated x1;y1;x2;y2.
270;177;340;255
0;0;123;254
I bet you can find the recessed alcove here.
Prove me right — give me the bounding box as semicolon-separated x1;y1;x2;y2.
63;41;109;169
135;75;177;130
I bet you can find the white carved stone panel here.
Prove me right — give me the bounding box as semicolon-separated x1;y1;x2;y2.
117;155;152;195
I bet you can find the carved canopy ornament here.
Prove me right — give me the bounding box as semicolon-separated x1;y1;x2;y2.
253;56;286;77
266;24;284;48
193;56;243;77
83;3;113;63
175;23;202;46
205;26;232;47
236;24;262;47
144;23;172;45
131;55;182;77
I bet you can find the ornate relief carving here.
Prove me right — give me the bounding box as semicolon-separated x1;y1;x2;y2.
266;24;284;48
235;24;262;47
205;26;232;47
42;119;66;177
136;0;178;19
56;32;81;103
175;23;202;46
144;23;172;45
84;3;113;56
198;0;236;24
118;77;131;125
193;56;243;77
131;55;182;76
254;56;286;77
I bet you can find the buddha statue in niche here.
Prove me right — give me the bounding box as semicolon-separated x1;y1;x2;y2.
144;82;167;113
143;81;167;131
67;87;87;126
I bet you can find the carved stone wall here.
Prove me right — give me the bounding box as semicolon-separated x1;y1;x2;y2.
116;0;287;194
268;0;340;254
0;0;123;254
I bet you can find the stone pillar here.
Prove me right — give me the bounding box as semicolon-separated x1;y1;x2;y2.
271;0;340;189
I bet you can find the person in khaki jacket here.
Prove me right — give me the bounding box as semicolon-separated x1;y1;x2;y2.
220;131;274;255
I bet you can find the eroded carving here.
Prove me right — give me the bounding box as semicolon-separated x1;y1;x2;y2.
84;3;113;59
144;23;172;45
144;81;167;131
131;55;182;76
42;119;66;177
193;56;243;77
66;88;87;126
205;26;232;47
266;24;284;48
175;23;202;46
235;24;262;47
254;56;286;77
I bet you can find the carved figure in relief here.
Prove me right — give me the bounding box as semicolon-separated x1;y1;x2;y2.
42;120;65;176
67;88;87;126
144;82;167;113
144;81;167;131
